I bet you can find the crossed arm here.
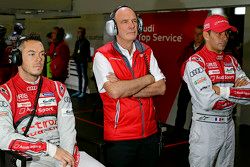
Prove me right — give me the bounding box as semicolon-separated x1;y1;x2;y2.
104;73;166;99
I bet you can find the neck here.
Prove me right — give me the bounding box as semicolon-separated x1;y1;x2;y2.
116;39;133;54
18;68;40;83
205;43;222;54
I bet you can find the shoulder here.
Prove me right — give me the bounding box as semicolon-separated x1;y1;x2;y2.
96;42;113;52
53;81;67;98
95;42;115;58
0;82;13;102
137;41;151;51
188;53;205;66
42;77;67;97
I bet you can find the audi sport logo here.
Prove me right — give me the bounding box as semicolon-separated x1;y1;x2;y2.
190;67;204;77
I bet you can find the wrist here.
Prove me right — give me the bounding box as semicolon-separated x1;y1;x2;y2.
46;142;57;157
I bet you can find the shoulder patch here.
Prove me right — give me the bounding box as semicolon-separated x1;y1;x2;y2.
188;54;205;68
54;81;66;99
0;84;12;102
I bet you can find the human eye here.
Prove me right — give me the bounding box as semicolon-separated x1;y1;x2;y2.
132;19;137;23
121;20;128;24
28;52;35;56
40;52;45;57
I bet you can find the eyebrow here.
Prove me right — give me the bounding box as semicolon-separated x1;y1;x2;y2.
27;50;45;53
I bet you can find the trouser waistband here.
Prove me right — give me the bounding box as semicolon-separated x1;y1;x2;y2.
193;113;232;124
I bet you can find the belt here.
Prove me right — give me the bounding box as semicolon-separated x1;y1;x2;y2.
194;113;232;124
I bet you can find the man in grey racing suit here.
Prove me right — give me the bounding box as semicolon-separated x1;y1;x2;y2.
0;34;104;167
182;14;250;167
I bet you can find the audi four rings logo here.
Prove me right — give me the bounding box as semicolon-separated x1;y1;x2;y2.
190;67;204;77
27;86;37;91
0;101;8;107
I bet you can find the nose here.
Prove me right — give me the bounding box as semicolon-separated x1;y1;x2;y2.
37;53;44;62
128;20;136;29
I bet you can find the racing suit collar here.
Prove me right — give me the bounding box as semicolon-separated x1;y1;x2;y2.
14;74;40;92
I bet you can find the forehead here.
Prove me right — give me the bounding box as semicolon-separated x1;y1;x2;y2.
22;40;44;50
115;7;137;20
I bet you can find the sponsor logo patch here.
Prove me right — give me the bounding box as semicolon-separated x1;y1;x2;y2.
206;62;218;69
38;97;57;107
61;108;74;117
190;67;204;77
27;86;37;91
17;102;31;108
194;77;207;85
224;67;234;74
0;111;8;117
208;69;220;75
0;101;8;107
42;92;54;97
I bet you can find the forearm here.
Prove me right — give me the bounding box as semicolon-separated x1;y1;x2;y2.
133;79;166;97
104;74;154;99
58;91;76;155
219;86;250;105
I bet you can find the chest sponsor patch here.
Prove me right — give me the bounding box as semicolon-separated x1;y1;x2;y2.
17;102;31;108
208;69;220;75
17;93;29;102
42;92;54;97
38;97;57;107
206;62;218;69
224;67;234;74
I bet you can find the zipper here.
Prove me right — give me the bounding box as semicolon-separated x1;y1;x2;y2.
138;98;145;136
114;100;120;128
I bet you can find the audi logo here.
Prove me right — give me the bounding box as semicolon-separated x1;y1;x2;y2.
190;67;204;77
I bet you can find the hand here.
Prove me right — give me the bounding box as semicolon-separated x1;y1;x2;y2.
235;77;249;87
212;85;220;95
54;147;75;167
107;72;119;82
147;74;155;84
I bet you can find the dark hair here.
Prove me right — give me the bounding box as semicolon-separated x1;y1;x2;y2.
46;32;52;39
78;27;86;37
196;25;203;30
53;26;65;42
18;33;42;48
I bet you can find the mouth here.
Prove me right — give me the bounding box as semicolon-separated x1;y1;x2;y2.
34;65;43;69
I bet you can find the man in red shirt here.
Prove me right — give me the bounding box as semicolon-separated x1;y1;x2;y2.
93;5;166;167
47;27;70;83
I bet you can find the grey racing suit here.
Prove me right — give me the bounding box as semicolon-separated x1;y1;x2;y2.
0;74;77;167
182;46;250;167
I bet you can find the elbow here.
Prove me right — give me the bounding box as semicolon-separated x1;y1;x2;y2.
159;81;166;95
